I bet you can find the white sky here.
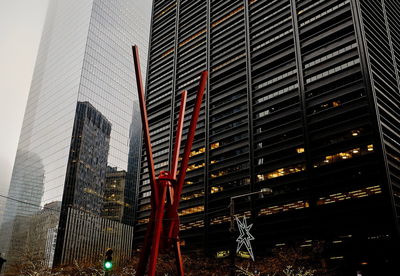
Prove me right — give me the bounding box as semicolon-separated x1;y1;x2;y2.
0;0;49;197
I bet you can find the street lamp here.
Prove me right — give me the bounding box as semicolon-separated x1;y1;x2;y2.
229;188;273;276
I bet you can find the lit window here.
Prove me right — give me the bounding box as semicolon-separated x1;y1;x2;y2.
255;83;299;104
142;191;151;198
257;164;306;181
138;218;149;224
179;220;204;230
351;130;360;136
178;205;204;216
317;186;382;205
306;59;360;84
210;215;230;225
314;144;373;167
189;147;206;157
299;0;350;27
181;191;205;201
256;69;297;90
211;163;248;178
210;142;220;150
258;201;309;216
211;186;223;194
186;162;205;172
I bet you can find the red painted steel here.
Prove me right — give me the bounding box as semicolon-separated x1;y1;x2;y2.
148;172;169;276
132;45;158;205
171;91;187;179
132;45;207;276
174;239;185;275
166;71;208;241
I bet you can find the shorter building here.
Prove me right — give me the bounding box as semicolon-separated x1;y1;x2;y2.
102;167;128;222
4;202;61;271
58;207;134;265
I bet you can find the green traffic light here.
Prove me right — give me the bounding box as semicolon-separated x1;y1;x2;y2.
104;261;113;270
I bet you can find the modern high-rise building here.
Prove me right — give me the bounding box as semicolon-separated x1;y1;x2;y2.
0;0;151;270
135;0;400;272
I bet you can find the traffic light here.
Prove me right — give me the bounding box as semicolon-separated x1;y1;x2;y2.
104;248;113;271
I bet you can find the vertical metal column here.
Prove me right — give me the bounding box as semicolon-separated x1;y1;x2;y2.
243;0;256;199
349;0;400;237
289;0;314;201
168;0;182;169
204;0;212;254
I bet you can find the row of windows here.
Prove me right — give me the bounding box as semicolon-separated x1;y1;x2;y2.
136;0;389;241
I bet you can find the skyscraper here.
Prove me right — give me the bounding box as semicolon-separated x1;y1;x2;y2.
136;0;400;271
1;0;151;269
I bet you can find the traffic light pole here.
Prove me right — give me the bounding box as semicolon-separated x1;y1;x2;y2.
132;45;208;276
103;248;113;275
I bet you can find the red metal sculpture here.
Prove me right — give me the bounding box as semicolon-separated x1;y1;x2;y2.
132;45;208;276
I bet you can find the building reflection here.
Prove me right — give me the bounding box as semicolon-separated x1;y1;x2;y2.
0;151;45;265
4;202;61;269
124;110;141;225
61;101;111;216
102;166;128;222
54;101;134;266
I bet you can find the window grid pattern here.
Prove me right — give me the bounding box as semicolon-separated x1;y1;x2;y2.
135;0;397;253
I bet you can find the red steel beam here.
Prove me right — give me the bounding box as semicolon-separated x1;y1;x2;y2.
174;71;207;205
167;71;208;239
171;91;187;179
174;240;185;276
132;45;159;205
148;174;169;276
133;45;208;276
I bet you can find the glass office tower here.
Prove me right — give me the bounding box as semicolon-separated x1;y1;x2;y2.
0;0;151;269
135;0;400;272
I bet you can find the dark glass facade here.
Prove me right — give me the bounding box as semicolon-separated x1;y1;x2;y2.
0;0;151;270
61;101;112;216
135;0;400;271
102;166;128;222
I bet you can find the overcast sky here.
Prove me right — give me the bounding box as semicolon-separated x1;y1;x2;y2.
0;0;49;196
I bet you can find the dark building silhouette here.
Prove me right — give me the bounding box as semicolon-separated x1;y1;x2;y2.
124;111;142;225
135;0;400;273
103;166;127;222
55;101;111;264
61;101;111;216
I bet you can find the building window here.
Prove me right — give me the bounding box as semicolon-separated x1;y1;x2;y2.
178;205;204;216
257;164;306;181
